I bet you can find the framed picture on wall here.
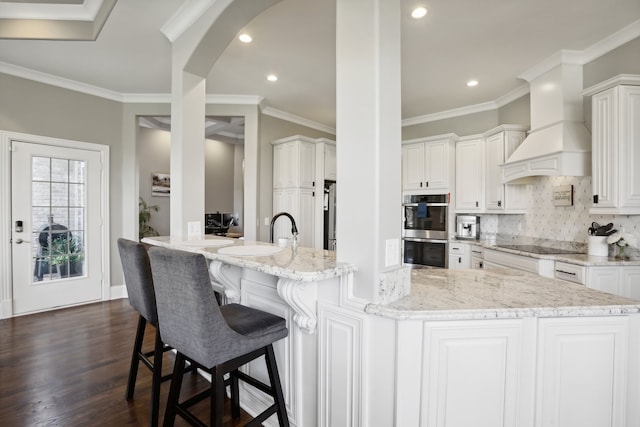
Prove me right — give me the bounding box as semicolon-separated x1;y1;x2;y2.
152;172;170;197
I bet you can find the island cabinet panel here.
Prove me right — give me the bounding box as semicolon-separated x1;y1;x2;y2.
535;317;629;427
418;319;536;427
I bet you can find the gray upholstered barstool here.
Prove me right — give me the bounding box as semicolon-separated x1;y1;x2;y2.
148;246;290;427
118;238;173;427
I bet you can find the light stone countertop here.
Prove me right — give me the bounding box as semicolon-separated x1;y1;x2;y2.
455;239;640;266
142;235;357;282
365;267;640;321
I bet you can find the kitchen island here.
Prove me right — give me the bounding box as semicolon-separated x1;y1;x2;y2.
366;268;640;427
143;236;640;427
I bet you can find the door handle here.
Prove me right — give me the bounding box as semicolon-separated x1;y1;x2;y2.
14;238;31;244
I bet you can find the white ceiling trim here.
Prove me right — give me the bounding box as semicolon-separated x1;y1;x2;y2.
0;0;104;20
261;106;336;135
0;60;124;101
582;18;640;64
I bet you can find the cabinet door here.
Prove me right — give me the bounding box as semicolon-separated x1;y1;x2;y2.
485;133;505;211
536;317;629;427
422;320;529;427
455;139;484;211
619;267;640;300
586;266;620;296
448;253;470;270
619;86;640;209
299;142;316;188
298;188;315;248
591;88;619;209
325;144;337;181
402;143;426;190
424;141;449;190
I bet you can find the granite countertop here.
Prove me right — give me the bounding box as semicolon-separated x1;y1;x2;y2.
453;238;640;266
365;267;640;321
142;235;357;282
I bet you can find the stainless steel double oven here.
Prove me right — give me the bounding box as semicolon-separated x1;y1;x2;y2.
402;194;449;268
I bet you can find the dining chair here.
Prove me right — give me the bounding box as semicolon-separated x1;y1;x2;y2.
148;246;290;427
117;238;173;427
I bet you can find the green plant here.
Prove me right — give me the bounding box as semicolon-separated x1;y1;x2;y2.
139;196;159;240
49;234;84;266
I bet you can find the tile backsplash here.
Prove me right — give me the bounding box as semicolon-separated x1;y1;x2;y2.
479;176;640;253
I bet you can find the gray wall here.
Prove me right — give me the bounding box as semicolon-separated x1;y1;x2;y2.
0;72;125;290
138;126;240;236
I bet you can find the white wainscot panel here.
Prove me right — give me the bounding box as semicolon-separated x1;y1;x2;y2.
318;304;363;427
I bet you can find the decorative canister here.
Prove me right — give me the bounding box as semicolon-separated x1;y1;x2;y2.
588;236;608;257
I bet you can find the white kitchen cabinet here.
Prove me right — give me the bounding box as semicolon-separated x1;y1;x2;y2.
272;136;319;248
470;246;484;269
583;265;640;299
448;242;470;269
455;136;484;212
484;126;528;213
535;317;630;427
324;142;336;181
272;135;316;190
402;134;455;193
586;78;640;214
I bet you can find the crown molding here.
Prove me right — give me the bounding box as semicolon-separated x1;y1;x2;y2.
582;18;640;64
0;60;124;101
261;107;336;135
0;0;101;20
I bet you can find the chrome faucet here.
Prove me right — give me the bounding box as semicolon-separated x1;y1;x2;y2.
269;212;299;245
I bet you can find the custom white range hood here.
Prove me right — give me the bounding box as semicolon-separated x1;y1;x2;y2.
501;62;591;183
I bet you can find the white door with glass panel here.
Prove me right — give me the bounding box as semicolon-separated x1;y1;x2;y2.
11;140;103;315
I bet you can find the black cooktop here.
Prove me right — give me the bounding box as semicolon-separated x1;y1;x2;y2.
495;244;582;255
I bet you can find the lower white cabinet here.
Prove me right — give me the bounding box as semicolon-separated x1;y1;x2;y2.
555;262;640;299
273;188;315;248
448;242;470;269
395;315;640;427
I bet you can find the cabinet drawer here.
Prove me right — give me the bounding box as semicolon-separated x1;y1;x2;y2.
554;262;585;285
470;246;484;259
449;243;468;255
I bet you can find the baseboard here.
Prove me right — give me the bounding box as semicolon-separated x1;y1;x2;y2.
109;284;128;300
1;299;13;319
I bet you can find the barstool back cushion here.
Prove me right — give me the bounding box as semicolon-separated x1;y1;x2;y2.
148;247;287;368
117;238;158;325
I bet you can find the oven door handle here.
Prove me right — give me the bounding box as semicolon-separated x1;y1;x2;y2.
403;238;449;244
402;203;449;207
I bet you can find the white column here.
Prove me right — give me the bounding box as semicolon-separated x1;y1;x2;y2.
169;69;206;238
336;0;407;302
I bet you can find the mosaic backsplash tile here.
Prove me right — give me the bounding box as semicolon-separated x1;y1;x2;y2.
477;176;640;256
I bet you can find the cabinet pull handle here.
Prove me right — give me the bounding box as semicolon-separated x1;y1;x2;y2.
475;201;478;207
458;257;461;263
498;200;502;207
420;182;423;187
593;195;599;204
426;181;429;187
555;269;576;276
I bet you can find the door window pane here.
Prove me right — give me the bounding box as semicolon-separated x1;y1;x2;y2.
32;156;86;282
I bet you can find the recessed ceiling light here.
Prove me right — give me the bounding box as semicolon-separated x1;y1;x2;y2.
467;80;479;87
267;74;278;82
239;33;252;43
411;7;427;19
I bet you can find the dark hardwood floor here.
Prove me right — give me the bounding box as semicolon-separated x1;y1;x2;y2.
0;299;255;426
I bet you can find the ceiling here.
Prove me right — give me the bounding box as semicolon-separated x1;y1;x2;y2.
1;0;640;135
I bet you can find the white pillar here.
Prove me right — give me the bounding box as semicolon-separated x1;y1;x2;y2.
169;69;206;238
336;0;408;302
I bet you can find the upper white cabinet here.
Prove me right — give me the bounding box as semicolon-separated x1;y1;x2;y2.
402;134;455;193
273;135;316;190
324;142;337;181
455;136;484;212
484;126;528;213
584;77;640;214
